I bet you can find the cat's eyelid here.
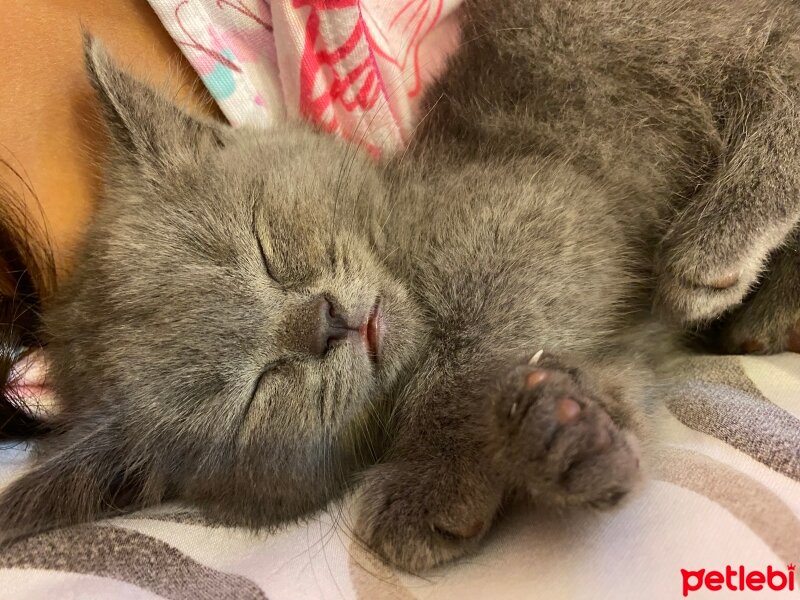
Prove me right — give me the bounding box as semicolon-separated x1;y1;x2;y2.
250;359;286;400
327;241;339;271
256;232;279;283
243;360;284;425
251;204;279;283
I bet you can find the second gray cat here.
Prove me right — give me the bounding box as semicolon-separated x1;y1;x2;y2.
1;0;799;572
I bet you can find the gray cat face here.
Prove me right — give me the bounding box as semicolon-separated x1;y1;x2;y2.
2;37;423;535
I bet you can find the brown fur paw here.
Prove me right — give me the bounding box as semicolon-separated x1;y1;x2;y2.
653;184;798;325
790;325;800;353
719;315;800;355
710;236;800;355
654;241;764;325
354;462;501;572
492;356;640;508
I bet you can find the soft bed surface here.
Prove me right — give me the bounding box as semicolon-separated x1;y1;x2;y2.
1;353;799;600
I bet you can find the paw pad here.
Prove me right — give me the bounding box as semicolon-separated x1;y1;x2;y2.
556;397;581;424
493;356;641;509
740;339;765;354
433;519;486;541
525;369;548;388
708;272;740;290
788;323;800;353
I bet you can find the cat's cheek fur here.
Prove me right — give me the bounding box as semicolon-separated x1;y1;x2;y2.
372;278;426;389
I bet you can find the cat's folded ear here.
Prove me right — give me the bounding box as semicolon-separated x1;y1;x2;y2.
82;31;228;173
0;421;164;544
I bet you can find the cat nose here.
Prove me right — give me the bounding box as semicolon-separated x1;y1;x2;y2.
305;295;351;357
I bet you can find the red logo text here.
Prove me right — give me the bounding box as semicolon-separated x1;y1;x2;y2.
682;564;795;596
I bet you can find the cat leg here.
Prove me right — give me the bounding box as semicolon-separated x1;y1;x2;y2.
354;374;505;572
355;353;643;572
712;228;800;354
354;455;502;573
655;92;800;324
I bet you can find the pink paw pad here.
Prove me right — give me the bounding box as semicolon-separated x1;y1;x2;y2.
740;339;765;354
523;368;582;424
556;397;581;424
708;272;740;290
525;369;548;388
788;323;800;353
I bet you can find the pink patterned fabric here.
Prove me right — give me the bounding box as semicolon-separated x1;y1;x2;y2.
146;0;463;156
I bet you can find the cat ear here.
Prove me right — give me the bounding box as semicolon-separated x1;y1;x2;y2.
82;32;227;171
0;422;163;542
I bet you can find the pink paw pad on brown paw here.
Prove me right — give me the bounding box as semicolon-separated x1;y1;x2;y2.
525;369;549;388
787;324;800;353
524;368;582;425
556;397;581;424
707;272;740;290
739;339;765;354
433;518;487;541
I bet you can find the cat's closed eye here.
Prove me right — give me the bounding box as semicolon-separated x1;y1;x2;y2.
252;207;279;284
251;359;287;403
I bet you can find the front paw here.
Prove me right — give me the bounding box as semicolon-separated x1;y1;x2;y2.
492;355;641;508
653;196;795;324
354;462;499;572
654;234;763;324
716;300;800;355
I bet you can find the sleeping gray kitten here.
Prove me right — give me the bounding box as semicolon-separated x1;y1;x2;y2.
1;0;799;572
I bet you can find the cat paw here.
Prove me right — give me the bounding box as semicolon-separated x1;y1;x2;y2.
491;355;640;508
721;316;800;355
653;193;797;324
354;462;499;572
713;277;800;355
700;230;800;355
654;230;768;325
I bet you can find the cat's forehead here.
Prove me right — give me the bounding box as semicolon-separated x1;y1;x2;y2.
218;127;374;197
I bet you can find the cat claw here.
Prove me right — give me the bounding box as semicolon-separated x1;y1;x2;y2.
528;349;544;365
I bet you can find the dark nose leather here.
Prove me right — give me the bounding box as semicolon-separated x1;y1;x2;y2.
304;295;350;357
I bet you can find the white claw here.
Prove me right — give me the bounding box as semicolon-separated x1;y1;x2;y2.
509;402;518;417
529;349;544;365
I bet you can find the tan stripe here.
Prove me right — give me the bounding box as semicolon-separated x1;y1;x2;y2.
0;524;267;600
348;536;416;600
665;356;800;481
652;445;800;563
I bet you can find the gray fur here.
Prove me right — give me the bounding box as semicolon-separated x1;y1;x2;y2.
1;0;800;572
713;229;800;354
